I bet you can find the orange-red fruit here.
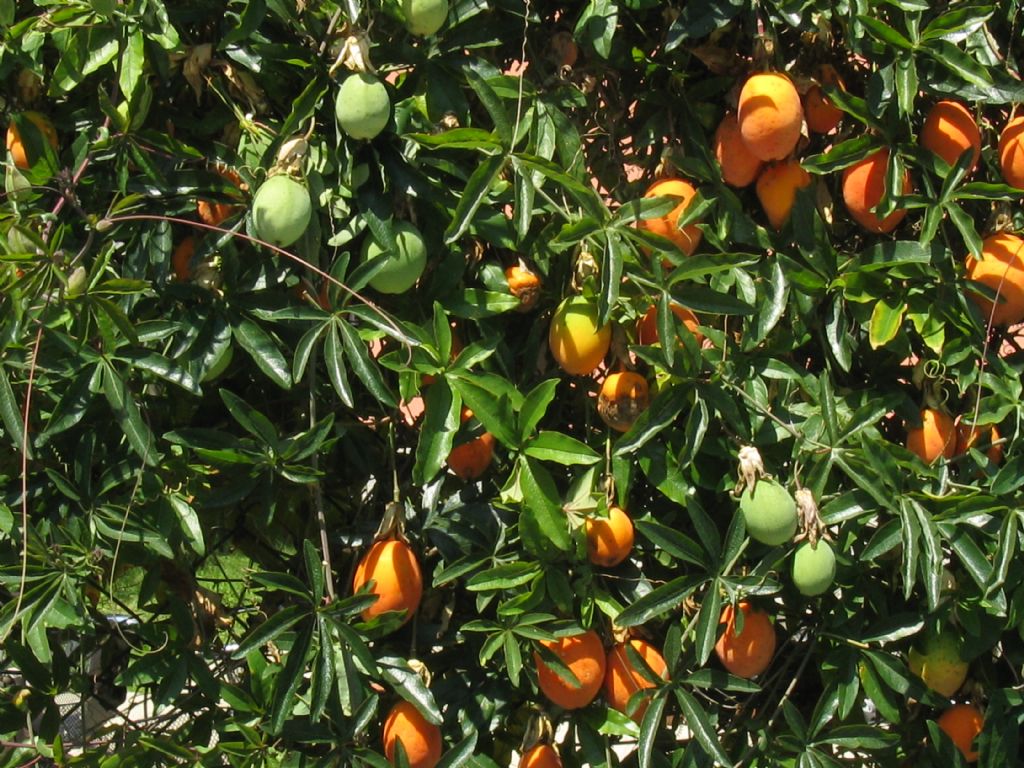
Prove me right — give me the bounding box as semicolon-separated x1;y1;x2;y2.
352;538;423;625
737;72;804;162
998;115;1024;190
714;601;776;679
603;638;669;722
521;744;562;768
585;505;634;567
956;422;1003;464
755;159;812;230
382;700;442;768
505;264;541;312
803;65;844;135
713;112;764;187
639;178;702;256
172;237;196;281
921;100;981;173
842;149;912;234
937;703;983;763
964;232;1024;326
534;630;606;709
597;371;649;432
446;408;495;480
636;302;703;346
905;408;957;463
197;167;244;227
6;112;58;170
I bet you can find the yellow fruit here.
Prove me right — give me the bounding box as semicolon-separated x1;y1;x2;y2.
352;538;423;625
908;632;967;698
713;111;763;187
936;703;983;763
382;700;442;768
534;630;606;709
755;159;812;230
548;296;611;375
737;72;803;162
841;148;912;234
964;232;1024;326
585;506;634;567
905;408;956;463
639;178;703;256
921;100;981;173
714;601;776;678
738;479;797;546
596;371;649;432
603;638;669;722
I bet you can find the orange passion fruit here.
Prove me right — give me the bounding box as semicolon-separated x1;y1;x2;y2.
352;538;423;625
639;178;702;256
596;371;649;432
737;72;803;162
584;505;634;567
534;629;606;710
905;408;957;463
713;111;763;188
842;148;912;234
382;700;442;768
714;601;776;679
603;638;669;722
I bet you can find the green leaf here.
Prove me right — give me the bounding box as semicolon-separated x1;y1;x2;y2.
380;657;442;725
269;622;314;735
231;605;309;659
616;575;701;628
518;379;558;441
518;458;572;558
674;688;733;765
413;379;460;485
637;689;667;768
220;389;279;447
634;520;705;568
168;493;205;556
464;67;513;147
0;364;27;458
613;385;689;456
338;318;396;407
466;562;540;592
857;15;915;50
100;362;160;466
575;0;618;59
868;297;906;349
693;583;721;667
523;431;601;465
118;29;145;101
233;316;292;389
448;372;519;448
325;323;354;407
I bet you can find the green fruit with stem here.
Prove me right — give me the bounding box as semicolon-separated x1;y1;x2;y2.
362;222;427;294
738;479;798;546
792;540;836;596
335;74;391;140
252;175;311;248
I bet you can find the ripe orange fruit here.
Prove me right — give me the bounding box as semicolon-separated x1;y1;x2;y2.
521;744;562;768
737;72;803;162
548;296;611;375
964;232;1024;326
534;629;606;709
446;408;495;480
936;703;983;763
803;65;844;135
505;264;541;312
197;167;244;227
842;148;912;234
905;408;957;463
382;700;443;768
956;421;1003;464
172;237;196;281
585;505;634;567
636;302;703;346
998;115;1024;190
596;371;649;432
6;111;57;170
639;178;702;256
755;159;812;230
714;601;776;678
352;538;423;625
713;111;763;188
603;638;669;721
921;100;981;173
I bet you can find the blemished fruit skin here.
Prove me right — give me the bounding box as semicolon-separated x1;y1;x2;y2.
936;703;983;763
738;479;798;546
998;115;1024;189
548;296;611;375
251;175;312;248
336;73;391;140
362;221;428;294
639;178;703;256
842;148;912;234
792;540;836;597
597;371;649;432
534;630;606;709
714;601;776;678
755;159;812;230
737;72;804;162
6;111;57;170
403;0;448;36
352;538;423;625
520;744;562;768
908;631;968;698
603;638;669;722
637;302;702;346
585;506;634;567
921;100;981;173
505;264;541;311
906;408;957;463
964;232;1024;326
382;700;443;768
713;112;763;187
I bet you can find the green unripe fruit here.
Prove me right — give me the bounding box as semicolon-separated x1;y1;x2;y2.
908;631;968;698
252;175;311;248
403;0;448;36
362;222;427;294
738;479;797;546
792;540;836;596
336;74;391;140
